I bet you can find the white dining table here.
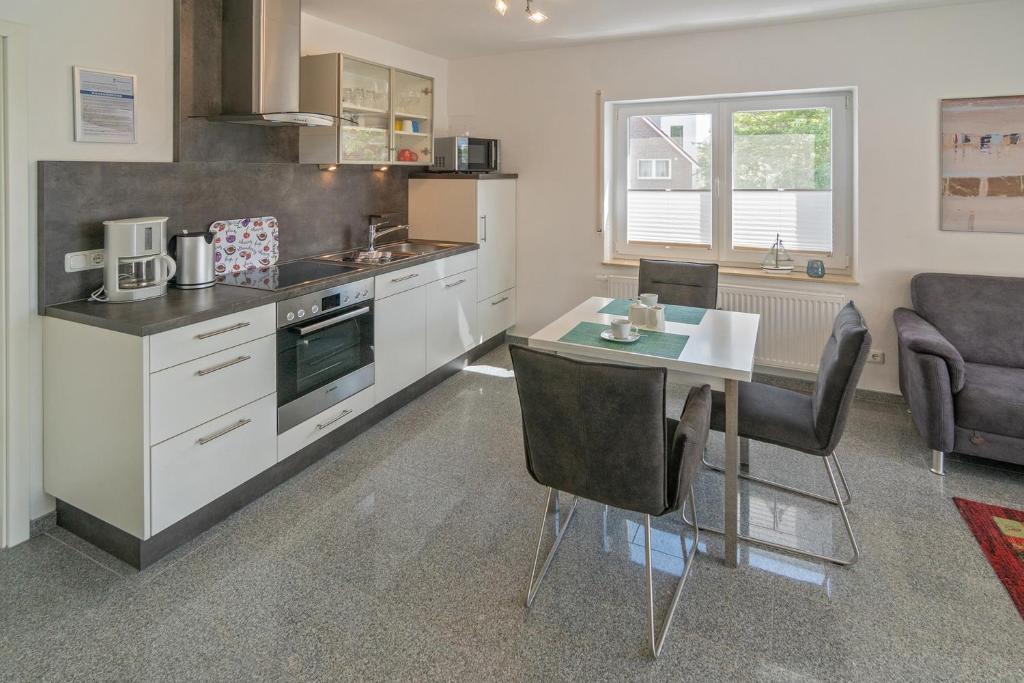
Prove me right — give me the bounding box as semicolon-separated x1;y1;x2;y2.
527;296;760;568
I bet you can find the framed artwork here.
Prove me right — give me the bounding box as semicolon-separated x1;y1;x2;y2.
941;95;1024;233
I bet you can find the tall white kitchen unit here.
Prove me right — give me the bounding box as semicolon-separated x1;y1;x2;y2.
409;176;517;345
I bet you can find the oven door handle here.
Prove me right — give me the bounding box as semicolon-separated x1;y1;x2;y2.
294;306;371;336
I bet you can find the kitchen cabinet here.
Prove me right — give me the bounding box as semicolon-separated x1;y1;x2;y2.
299;53;433;166
41;249;492;567
410;177;517;342
374;285;427;401
426;269;479;373
43;304;278;542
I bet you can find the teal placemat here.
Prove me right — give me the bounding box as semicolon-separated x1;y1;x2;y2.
598;298;707;325
558;321;689;360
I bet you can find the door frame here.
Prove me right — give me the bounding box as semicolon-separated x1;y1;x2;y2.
0;20;31;548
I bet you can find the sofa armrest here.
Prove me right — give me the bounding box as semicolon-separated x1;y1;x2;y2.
898;347;956;453
894;308;966;393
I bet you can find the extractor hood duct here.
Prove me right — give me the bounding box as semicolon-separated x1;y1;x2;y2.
208;0;337;127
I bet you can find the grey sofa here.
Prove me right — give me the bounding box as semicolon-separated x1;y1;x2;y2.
894;273;1024;474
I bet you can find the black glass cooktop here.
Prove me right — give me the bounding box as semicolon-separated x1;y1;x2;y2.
217;259;361;291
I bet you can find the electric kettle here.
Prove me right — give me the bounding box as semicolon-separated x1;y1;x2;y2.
168;230;216;289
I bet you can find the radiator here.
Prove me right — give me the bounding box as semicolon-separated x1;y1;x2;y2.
600;276;847;373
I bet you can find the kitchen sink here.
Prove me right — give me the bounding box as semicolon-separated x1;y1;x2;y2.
376;241;458;255
313;241;459;266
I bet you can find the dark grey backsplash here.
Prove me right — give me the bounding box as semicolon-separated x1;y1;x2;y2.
38;161;415;308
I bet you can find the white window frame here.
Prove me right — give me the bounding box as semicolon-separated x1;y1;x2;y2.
637;158;671;180
608;89;854;272
612;99;717;261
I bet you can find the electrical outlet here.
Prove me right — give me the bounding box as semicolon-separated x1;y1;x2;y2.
65;249;105;273
867;349;886;364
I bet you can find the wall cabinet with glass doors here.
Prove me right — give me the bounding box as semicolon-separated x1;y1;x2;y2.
299;53;434;166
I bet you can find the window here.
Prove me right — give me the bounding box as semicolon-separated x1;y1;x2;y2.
637;158;672;179
608;90;853;270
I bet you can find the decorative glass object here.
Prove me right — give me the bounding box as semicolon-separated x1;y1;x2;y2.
761;233;795;272
806;259;826;278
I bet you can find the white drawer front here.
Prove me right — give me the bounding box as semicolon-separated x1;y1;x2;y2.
374;251;478;300
150;394;277;535
150;335;276;444
375;262;438;300
478;287;516;344
150;304;276;372
278;387;375;461
433;251;477;280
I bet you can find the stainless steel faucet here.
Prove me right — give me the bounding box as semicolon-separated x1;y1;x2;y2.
367;215;410;251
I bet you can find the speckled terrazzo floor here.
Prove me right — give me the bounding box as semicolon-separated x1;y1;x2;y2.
2;345;1023;682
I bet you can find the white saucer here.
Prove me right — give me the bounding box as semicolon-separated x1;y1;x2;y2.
600;329;641;343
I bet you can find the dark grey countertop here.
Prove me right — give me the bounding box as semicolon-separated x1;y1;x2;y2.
409;172;518;180
45;242;479;336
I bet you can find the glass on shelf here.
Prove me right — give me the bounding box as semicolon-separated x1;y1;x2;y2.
341;57;391;162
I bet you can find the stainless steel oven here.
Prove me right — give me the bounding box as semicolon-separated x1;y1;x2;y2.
276;278;374;433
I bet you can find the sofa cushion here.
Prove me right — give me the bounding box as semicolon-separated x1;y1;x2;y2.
955;362;1024;439
912;273;1024;368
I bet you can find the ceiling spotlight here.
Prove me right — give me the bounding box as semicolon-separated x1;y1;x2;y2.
525;0;547;23
494;0;508;16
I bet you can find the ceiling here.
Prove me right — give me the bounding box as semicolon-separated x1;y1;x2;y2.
301;0;983;59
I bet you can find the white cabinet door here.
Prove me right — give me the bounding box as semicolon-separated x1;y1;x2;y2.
426;270;478;373
374;285;427;400
476;179;516;301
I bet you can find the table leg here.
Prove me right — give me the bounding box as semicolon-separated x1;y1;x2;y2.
724;378;739;568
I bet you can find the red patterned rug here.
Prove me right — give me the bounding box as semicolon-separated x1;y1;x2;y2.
953;497;1024;619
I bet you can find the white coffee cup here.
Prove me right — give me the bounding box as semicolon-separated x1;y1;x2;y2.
639;292;659;308
610;318;634;339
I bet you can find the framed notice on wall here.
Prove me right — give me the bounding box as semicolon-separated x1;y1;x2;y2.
73;67;137;143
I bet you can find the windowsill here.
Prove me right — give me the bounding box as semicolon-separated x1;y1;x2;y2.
602;258;859;285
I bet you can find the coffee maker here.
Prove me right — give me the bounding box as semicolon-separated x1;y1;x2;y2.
98;217;177;303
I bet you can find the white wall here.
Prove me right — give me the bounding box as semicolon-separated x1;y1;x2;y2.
302;13;450;136
447;0;1024;394
0;0;175;524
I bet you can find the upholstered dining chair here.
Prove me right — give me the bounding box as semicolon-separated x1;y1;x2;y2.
508;344;711;658
692;301;870;566
638;259;719;309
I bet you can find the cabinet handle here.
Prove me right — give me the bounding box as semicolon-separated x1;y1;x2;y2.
490;296;510;306
196;355;251;376
480;215;488;242
197;418;252;446
317;409;353;431
445;278;467;289
195;321;250;340
390;273;420;283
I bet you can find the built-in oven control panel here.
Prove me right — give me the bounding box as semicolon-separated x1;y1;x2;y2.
276;277;374;328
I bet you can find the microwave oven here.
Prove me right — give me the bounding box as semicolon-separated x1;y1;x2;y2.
430;137;501;173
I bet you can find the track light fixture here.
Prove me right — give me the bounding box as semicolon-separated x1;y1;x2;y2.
493;0;548;23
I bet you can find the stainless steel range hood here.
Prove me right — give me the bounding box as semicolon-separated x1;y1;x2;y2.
208;0;334;127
